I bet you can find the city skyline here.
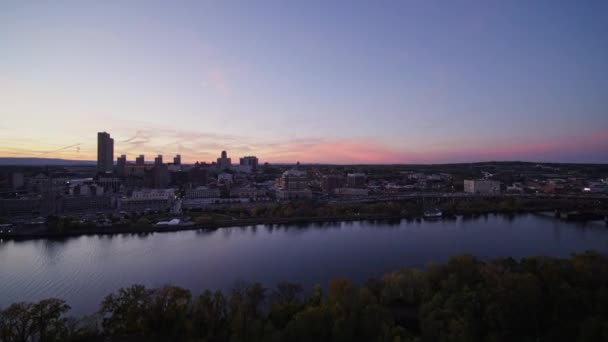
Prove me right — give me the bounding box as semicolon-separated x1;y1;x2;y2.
1;1;607;164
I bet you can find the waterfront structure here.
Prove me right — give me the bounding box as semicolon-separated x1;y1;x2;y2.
62;196;113;213
216;151;232;171
97;132;114;173
121;189;176;213
464;180;501;194
136;155;145;165
119;197;172;213
347;173;366;188
0;198;42;216
239;156;259;172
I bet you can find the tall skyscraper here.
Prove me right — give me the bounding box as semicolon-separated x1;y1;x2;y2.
97;132;114;173
116;154;127;177
173;154;181;165
136;155;145;165
155;154;163;166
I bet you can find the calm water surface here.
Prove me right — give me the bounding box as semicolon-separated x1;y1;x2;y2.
1;214;607;314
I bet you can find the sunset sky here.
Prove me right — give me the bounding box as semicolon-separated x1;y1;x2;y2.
1;1;607;164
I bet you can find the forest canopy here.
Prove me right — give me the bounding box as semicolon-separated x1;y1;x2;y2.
1;252;607;342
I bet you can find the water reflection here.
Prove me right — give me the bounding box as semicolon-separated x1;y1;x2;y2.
1;214;607;316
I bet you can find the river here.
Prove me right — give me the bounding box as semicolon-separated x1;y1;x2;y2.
1;213;607;315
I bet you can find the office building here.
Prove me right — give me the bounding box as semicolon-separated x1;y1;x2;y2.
97;132;114;173
154;155;163;166
136;155;145;165
275;169;312;200
216;150;232;170
239;156;259;172
173;154;181;165
144;165;170;189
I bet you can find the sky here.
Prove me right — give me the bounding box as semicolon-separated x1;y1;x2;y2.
1;0;607;164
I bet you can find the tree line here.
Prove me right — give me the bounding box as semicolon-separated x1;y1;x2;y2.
1;252;607;341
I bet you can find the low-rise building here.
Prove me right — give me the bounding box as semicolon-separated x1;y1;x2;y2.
347;173;366;188
62;196;114;213
185;187;221;199
463;180;501;194
276;189;312;200
321;175;345;194
230;187;267;199
334;188;369;197
132;188;175;199
275;169;311;200
0;198;42;216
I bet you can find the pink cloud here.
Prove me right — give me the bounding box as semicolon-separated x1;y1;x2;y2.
262;130;608;164
264;140;407;164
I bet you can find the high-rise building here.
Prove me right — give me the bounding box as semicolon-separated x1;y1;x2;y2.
97;132;114;173
239;156;259;171
216;150;232;170
116;155;127;177
173;154;181;165
154;155;163;166
136;155;145;165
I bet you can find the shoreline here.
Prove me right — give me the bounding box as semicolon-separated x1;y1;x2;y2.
3;209;606;241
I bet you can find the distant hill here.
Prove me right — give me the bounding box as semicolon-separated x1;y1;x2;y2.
0;158;96;166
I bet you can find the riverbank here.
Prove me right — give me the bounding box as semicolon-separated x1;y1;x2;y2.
2;196;607;241
1;214;404;240
3;209;607;241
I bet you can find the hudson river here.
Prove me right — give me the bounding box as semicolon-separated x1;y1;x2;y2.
1;214;607;314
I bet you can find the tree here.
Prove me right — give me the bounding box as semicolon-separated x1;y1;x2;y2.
99;284;153;337
193;290;228;341
31;298;71;342
0;298;70;342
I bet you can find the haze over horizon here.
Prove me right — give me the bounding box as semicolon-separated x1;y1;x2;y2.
1;1;607;164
